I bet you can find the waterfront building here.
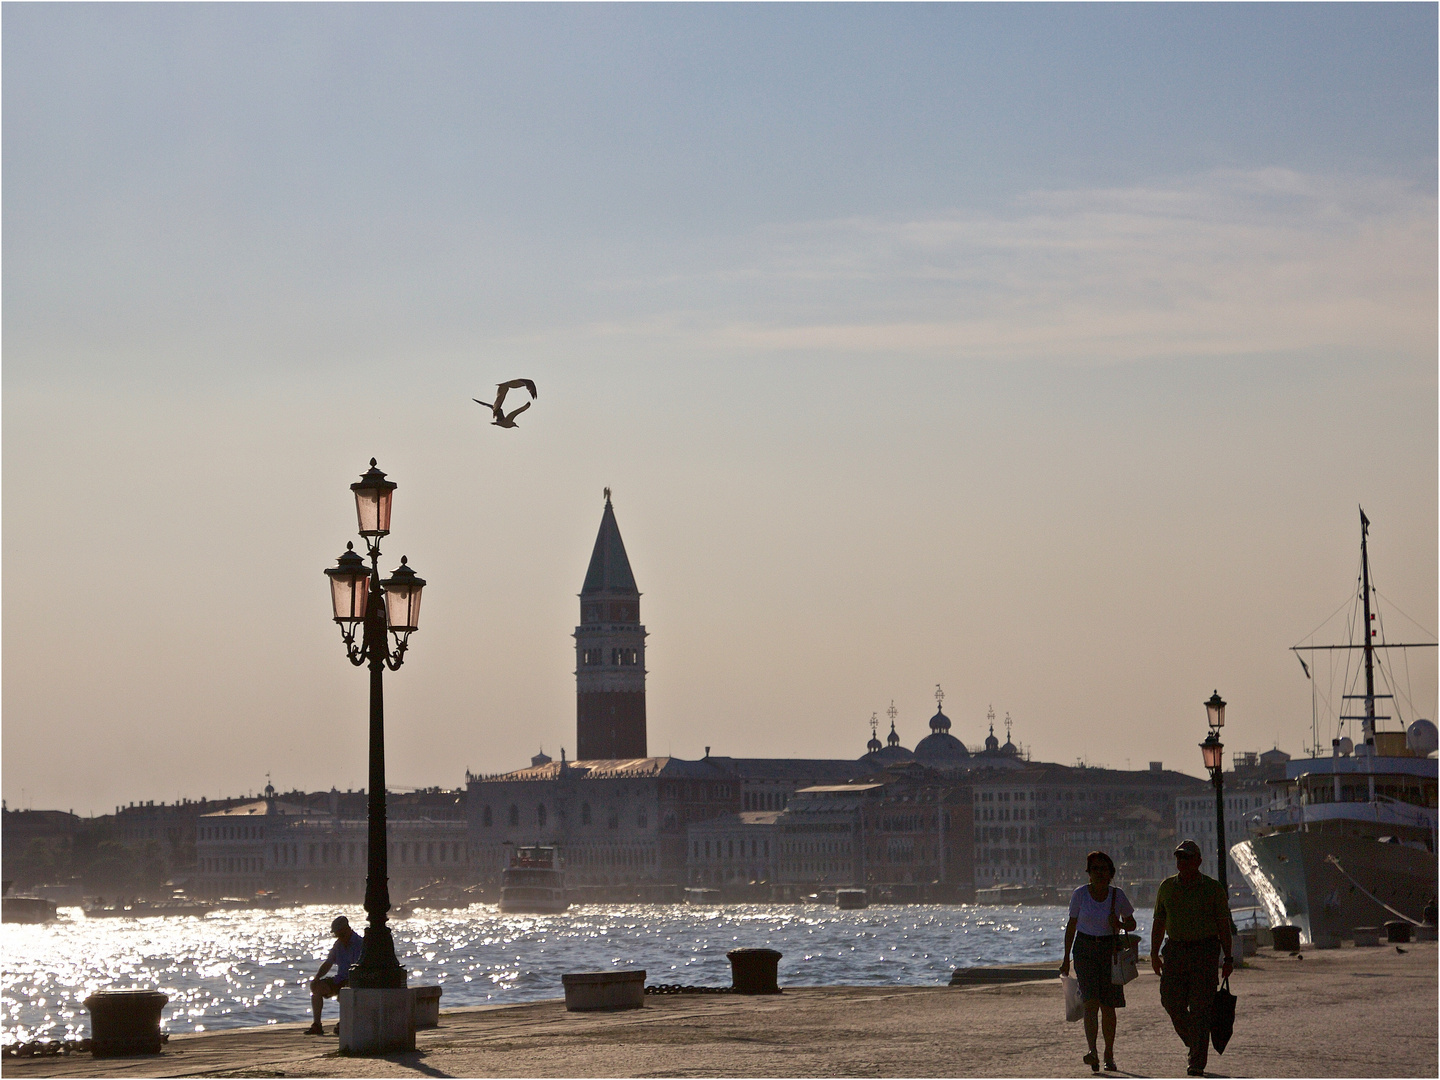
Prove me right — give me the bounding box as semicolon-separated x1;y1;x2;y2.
687;810;781;887
775;784;876;892
969;762;1208;891
194;784;471;900
466;754;741;891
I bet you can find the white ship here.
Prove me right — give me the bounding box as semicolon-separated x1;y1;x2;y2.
499;845;569;914
1231;510;1437;943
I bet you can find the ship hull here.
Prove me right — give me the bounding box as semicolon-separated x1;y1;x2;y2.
1232;832;1435;943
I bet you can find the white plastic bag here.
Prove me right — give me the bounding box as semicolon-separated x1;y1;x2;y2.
1061;973;1084;1022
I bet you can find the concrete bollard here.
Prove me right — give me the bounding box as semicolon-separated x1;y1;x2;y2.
1413;924;1437;942
83;990;169;1057
1313;930;1342;949
562;971;646;1011
1238;931;1258;957
1351;927;1381;947
1384;921;1412;944
1270;925;1302;952
727;948;782;994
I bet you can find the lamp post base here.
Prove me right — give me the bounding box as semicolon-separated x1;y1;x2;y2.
337;988;415;1055
349;926;407;990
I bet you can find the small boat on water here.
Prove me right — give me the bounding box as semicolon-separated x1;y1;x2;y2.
1232;510;1438;945
2;896;58;924
499;845;569;914
835;888;868;910
973;883;1050;906
684;888;722;905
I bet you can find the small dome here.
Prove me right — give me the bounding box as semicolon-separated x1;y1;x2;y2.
531;748;553;767
984;723;1000;752
866;732;883;754
929;708;951;733
860;721;913;765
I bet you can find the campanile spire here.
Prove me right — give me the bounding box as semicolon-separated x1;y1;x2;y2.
573;490;647;759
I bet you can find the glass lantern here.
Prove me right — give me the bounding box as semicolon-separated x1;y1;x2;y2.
325;543;371;623
381;557;426;633
351;459;397;538
1204;690;1226;729
1200;732;1225;772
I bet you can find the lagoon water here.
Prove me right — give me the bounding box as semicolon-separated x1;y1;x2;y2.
1;903;1155;1042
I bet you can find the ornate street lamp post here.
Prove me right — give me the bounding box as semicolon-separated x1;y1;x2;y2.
1199;691;1228;897
324;459;426;990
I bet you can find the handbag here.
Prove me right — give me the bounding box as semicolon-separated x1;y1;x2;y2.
1109;888;1140;985
1211;976;1237;1053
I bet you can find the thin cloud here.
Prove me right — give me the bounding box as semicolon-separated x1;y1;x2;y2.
547;170;1435;364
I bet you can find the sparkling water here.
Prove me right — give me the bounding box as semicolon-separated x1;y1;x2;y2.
0;903;1155;1042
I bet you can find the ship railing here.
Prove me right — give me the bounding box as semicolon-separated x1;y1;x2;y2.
1250;797;1436;835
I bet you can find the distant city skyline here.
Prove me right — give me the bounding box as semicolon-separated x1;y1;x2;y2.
4;5;1435;816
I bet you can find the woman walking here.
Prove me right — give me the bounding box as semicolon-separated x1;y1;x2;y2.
1059;851;1137;1073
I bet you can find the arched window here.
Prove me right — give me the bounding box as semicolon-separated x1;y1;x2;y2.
509;804;520;826
537;803;548;827
483;805;492;827
581;802;592;825
637;808;647;829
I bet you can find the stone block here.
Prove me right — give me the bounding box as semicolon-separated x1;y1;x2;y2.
1313;930;1342;949
1351;927;1381;947
1238;931;1258;957
338;987;415;1054
1384;921;1412;943
562;970;646;1011
1413;924;1437;942
412;985;442;1029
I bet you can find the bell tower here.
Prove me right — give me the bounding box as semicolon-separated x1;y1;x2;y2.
574;489;647;760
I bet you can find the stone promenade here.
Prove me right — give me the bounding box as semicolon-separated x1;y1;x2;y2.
8;942;1436;1078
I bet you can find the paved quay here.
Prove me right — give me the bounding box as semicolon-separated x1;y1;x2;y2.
9;942;1436;1078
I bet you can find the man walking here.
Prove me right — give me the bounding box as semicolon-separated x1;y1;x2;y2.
1150;839;1233;1076
307;915;364;1035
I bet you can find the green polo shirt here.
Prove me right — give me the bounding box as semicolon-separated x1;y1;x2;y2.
1154;872;1229;943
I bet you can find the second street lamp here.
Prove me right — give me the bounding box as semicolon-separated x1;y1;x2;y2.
324;459;427;991
1199;690;1229;902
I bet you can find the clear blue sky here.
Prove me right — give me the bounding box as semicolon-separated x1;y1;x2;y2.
4;4;1435;814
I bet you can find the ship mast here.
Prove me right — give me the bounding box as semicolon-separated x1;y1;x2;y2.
1360;507;1375;748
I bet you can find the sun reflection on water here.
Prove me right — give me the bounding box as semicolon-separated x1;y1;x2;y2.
1;903;1141;1042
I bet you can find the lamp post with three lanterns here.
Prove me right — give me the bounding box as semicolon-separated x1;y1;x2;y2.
323;459;426;989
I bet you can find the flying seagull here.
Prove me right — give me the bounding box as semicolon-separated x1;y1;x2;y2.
474;379;538;427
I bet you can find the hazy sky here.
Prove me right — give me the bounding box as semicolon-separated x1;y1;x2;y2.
5;4;1436;817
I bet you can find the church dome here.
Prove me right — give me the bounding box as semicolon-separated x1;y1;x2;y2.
929;707;952;733
915;729;970;764
984;723;1000;752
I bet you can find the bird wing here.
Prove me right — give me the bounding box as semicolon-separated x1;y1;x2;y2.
498;378;537;399
504;400;532;422
492;383;511;411
473;399;495;408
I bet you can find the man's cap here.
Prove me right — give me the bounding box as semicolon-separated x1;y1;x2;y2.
1174;839;1203;857
331;916;350;932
